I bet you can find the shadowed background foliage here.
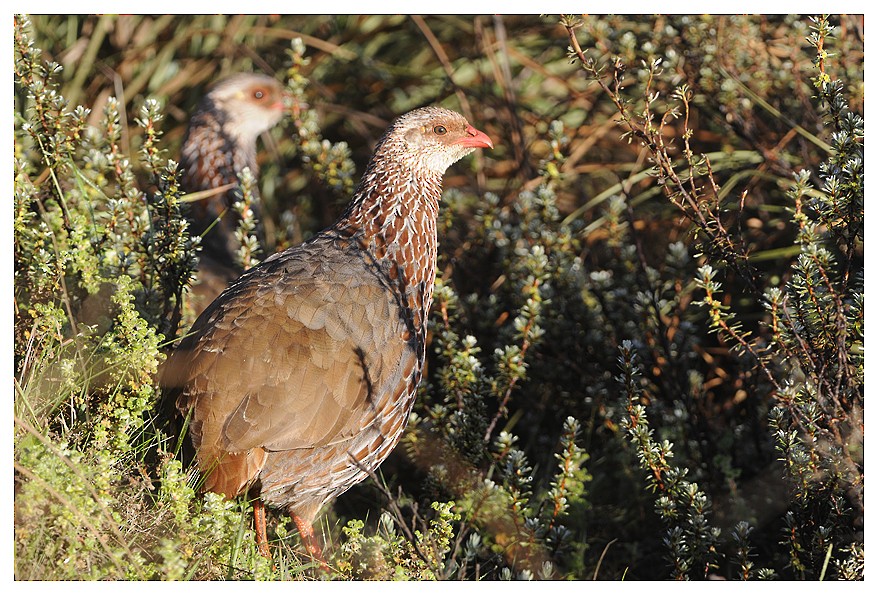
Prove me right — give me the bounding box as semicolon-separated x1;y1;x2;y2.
14;14;863;580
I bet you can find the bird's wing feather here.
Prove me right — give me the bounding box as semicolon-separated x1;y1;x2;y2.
170;241;416;460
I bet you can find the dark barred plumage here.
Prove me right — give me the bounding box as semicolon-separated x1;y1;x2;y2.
162;106;492;565
179;73;286;307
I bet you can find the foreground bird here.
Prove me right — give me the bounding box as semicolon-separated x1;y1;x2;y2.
162;106;492;565
179;73;286;310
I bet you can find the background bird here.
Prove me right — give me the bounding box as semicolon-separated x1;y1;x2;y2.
162;106;492;566
179;72;287;312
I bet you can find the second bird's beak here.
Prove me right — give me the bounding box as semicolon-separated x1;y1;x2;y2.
456;124;494;149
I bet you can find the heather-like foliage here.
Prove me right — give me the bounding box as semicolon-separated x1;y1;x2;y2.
14;14;863;580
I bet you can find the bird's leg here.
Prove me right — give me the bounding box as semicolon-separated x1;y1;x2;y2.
292;513;329;572
253;499;271;559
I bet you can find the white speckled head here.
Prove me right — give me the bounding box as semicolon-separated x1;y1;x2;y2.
207;73;287;144
375;106;493;175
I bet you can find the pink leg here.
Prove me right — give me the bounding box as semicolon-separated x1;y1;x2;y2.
292;513;329;572
253;499;271;559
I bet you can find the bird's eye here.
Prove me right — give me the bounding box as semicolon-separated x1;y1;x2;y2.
253;89;266;100
433;125;447;135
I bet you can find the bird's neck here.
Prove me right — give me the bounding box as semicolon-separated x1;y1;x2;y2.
336;159;444;333
181;106;258;191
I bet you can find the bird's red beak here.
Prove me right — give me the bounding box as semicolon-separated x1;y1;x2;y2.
455;124;494;149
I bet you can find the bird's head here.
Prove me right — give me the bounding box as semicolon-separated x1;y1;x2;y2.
379;107;493;176
207;73;287;141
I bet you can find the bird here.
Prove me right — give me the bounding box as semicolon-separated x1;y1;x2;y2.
161;106;493;566
178;72;287;312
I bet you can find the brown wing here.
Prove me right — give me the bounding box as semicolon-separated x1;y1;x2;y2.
164;243;415;494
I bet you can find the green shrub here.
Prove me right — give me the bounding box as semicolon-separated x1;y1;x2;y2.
14;13;863;580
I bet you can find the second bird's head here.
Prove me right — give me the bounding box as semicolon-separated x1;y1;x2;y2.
206;73;287;142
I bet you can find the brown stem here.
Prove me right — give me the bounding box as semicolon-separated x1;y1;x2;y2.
483;298;536;442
